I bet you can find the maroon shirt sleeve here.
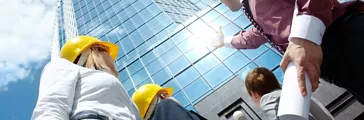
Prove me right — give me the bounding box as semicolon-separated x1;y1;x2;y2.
231;27;267;49
295;0;340;27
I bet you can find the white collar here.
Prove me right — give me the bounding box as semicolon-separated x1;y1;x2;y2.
240;0;244;4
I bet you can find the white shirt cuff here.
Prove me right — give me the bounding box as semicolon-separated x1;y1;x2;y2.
289;14;325;45
223;36;235;48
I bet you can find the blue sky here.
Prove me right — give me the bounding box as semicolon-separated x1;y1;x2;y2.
0;0;58;119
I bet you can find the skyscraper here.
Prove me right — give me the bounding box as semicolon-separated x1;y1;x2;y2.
52;0;364;119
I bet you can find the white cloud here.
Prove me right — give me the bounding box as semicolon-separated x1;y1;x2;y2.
0;0;58;91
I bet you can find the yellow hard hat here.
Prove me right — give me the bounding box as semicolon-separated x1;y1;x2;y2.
132;84;174;119
60;36;118;63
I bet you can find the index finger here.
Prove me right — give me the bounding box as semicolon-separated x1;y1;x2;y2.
296;64;307;96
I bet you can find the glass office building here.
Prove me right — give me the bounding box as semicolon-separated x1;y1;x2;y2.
53;0;284;115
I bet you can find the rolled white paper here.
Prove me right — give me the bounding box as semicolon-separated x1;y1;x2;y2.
277;61;312;120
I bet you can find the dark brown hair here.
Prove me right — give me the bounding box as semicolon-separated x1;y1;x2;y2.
245;67;281;96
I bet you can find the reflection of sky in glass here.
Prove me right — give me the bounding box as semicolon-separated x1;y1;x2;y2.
71;0;289;112
239;62;258;80
254;50;281;70
203;64;233;88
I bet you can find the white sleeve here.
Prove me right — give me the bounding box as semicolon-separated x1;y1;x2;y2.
31;58;79;120
289;4;325;45
223;36;235;48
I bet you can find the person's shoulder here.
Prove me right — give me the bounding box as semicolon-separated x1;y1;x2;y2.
260;90;281;107
43;58;80;71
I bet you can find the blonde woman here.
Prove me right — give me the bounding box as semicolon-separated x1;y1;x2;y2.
31;36;140;120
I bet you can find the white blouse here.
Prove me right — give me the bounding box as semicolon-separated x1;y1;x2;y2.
31;58;140;120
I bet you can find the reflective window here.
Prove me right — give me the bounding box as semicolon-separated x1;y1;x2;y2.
147;4;162;16
116;11;128;23
140;0;153;6
106;29;119;43
173;91;189;107
94;0;102;6
213;47;237;61
127;50;138;60
132;1;145;12
234;15;251;29
167;56;190;75
125;5;137;17
175;67;200;88
118;69;129;81
273;68;284;84
136;78;152;88
75;10;83;19
224;52;250;73
211;16;230;28
123;20;136;34
146;59;164;75
129;31;144;47
98;11;108;23
81;5;88;15
171;29;191;44
238;62;258;80
83;13;91;23
122;78;134;92
105;7;116;17
224;10;242;21
222;22;241;36
92;17;102;28
131;14;144;28
139;8;154;22
141;51;157;65
128;60;143;74
177;36;197;53
201;10;220;23
96;4;104;13
127;88;135;97
154;40;175;56
87;2;95;11
109;0;118;6
76;18;84;28
203;64;232;88
121;37;135;53
155;13;173;28
161;47;182;65
184;78;211;102
138;24;153;40
162;79;181;95
214;4;229;14
147;18;163;34
241;44;268;59
137;43;149;55
185;46;210;63
152;68;172;85
112;3;123;13
119;0;131;8
102;0;112;9
194;53;220;75
116;42;125;59
109;15;120;28
187;20;215;39
165;23;178;34
254;50;282;70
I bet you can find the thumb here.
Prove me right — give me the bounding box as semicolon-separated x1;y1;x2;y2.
280;53;290;73
217;26;223;35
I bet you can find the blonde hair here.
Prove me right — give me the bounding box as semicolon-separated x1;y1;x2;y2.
83;45;118;77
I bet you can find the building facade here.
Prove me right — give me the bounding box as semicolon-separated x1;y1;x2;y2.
52;0;364;119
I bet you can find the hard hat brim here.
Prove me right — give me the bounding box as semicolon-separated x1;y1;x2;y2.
160;87;174;97
94;41;119;61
